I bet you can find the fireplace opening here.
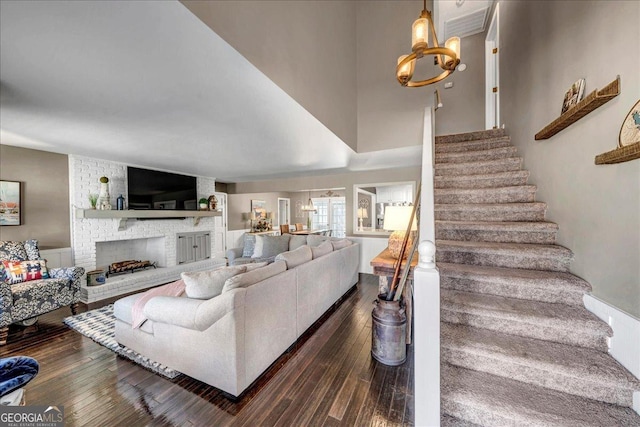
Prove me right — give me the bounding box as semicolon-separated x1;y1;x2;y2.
95;237;166;273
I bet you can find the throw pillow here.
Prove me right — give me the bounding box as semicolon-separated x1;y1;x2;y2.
242;235;257;258
0;241;28;262
289;235;307;251
311;240;333;259
306;235;330;247
24;239;40;260
331;238;352;250
182;265;246;299
252;235;290;259
1;260;48;285
222;260;286;293
275;245;312;269
0;263;6;283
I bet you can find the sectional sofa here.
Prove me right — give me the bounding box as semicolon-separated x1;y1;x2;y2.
113;237;359;397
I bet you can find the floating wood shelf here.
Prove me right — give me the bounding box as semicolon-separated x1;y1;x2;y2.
595;141;640;165
535;76;620;140
75;209;221;230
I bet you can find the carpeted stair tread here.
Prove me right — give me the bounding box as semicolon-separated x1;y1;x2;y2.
438;262;589;305
435;157;523;176
436;146;519;164
436;220;558;244
436;129;506;144
435;136;513;153
441;364;640;427
435;185;537;204
441;323;640;407
441;414;483;427
435;202;547;222
435;170;530;189
436;240;573;272
441;289;611;350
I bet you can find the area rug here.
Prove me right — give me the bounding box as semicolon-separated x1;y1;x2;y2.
63;305;181;379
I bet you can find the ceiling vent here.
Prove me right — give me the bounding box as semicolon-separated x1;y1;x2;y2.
443;7;489;40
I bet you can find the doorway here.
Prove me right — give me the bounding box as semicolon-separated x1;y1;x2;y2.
277;198;290;227
485;2;500;129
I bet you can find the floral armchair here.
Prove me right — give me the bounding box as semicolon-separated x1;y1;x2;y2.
0;240;84;345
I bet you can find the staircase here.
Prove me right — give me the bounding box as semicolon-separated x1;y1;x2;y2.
434;129;640;426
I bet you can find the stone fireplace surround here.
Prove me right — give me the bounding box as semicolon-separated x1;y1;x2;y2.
70;155;226;303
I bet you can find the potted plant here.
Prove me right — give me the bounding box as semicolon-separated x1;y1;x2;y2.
88;194;98;209
198;198;209;210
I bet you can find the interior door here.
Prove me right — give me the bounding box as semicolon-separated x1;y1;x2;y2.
212;192;227;258
278;198;290;227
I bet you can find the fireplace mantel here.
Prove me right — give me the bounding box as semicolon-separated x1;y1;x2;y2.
75;208;221;230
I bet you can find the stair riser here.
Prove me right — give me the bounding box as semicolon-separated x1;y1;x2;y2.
439;277;583;306
435;188;536;204
435;207;546;222
435;138;512;153
436;147;518;164
435;174;529;189
436;228;557;244
436;129;506;144
441;310;609;351
442;348;634;407
436;251;571;272
436;159;522;176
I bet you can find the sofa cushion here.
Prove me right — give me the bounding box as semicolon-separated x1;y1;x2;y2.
252;235;290;258
331;238;352;250
0;241;28;262
311;240;333;259
1;260;49;285
182;266;246;299
222;260;286;292
242;235;257;258
244;262;268;271
275;245;312;269
306;235;330;247
289;235;308;251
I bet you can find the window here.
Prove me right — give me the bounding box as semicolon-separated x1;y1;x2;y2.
310;197;346;238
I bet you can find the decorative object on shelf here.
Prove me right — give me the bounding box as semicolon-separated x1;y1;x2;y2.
208;194;218;210
535;76;620;140
383;205;418;259
116;194;125;211
618;99;640;148
395;0;461;87
88;193;98;210
198;198;209;210
86;269;106;286
251;199;266;219
358;207;368;232
97;176;111;210
0;180;21;226
561;78;586;114
595;100;640;165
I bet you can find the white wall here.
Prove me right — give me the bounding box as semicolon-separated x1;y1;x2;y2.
499;0;640;317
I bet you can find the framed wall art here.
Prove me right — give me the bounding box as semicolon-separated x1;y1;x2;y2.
0;180;21;226
619;99;640;148
251;199;266;219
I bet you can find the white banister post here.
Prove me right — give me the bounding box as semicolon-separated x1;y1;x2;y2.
415;240;440;427
415;106;440;426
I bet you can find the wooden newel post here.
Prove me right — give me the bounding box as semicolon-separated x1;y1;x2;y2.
414;240;440;426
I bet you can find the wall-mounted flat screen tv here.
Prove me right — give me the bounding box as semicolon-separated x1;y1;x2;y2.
127;167;197;210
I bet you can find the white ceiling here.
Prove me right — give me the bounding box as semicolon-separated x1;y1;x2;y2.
434;0;494;41
0;1;423;183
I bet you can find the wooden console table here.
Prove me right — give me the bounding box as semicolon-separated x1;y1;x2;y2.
370;248;418;344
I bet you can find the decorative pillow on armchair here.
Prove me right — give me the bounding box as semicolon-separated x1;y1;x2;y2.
1;260;49;285
0;241;28;262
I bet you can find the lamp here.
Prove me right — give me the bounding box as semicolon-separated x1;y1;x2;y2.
383;206;418;259
357;207;369;232
396;0;461;87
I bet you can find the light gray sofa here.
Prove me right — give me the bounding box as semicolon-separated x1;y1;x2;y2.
227;233;331;265
113;239;359;397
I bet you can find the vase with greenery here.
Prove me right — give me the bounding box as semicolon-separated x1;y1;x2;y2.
88;194;98;209
198;198;209;210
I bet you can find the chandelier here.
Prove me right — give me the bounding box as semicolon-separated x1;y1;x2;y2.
396;0;461;87
301;191;316;212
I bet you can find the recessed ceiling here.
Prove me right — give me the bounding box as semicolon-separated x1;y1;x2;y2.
0;1;421;182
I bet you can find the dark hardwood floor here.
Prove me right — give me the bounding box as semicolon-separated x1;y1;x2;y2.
1;274;414;426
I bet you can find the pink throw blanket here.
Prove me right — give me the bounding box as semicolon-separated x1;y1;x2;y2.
131;279;185;329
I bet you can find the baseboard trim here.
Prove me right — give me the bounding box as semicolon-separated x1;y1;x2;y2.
583;294;640;378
